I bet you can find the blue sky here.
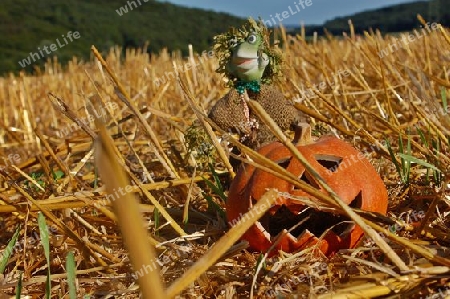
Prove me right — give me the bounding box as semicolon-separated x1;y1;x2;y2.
160;0;423;25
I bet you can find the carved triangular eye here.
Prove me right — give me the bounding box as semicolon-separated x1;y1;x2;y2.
295;171;319;189
275;157;291;169
314;154;343;172
349;191;362;209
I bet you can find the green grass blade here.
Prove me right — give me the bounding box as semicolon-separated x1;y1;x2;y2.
441;87;447;111
416;126;428;147
52;170;65;180
432;138;440;157
398;135;405;174
202;178;227;202
208;163;226;201
433;168;441;186
254;253;266;272
385;138;403;183
15;272;22;299
204;193;226;218
66;251;77;299
397;153;442;173
93;165;99;189
0;226;20;274
38;213;51;265
38;212;51;299
405;135;411;185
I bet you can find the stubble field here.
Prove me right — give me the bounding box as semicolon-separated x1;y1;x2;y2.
0;21;449;298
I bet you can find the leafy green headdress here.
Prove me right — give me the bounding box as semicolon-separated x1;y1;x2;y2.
213;17;283;87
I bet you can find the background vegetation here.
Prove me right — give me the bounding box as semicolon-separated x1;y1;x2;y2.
302;0;450;35
1;0;450;74
0;0;243;74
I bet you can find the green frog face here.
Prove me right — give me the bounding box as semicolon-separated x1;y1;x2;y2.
214;18;283;87
227;32;269;82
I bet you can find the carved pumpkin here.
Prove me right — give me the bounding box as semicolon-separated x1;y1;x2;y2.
226;125;388;256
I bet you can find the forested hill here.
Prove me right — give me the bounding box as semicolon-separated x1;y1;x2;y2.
0;0;244;74
1;0;449;74
301;0;449;35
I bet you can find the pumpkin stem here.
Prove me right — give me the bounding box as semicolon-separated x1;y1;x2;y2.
293;122;312;145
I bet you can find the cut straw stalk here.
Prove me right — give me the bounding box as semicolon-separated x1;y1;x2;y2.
305;79;388;156
177;76;236;178
0;262;127;289
0;176;208;214
205;115;397;224
244;92;409;272
94;122;166;298
91;45;179;180
6;180;109;267
166;189;279;298
0;19;448;298
317;273;426;299
233;138;450;268
222;124;447;252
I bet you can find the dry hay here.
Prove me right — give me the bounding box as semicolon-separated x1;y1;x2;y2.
0;20;449;298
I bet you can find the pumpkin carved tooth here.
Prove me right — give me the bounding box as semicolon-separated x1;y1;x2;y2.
283;230;298;242
255;221;271;241
226;124;388;257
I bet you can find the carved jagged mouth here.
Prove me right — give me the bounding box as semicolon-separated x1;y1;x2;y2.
251;153;362;243
253;192;362;243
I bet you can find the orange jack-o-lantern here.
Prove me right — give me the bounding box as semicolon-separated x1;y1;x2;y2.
226;125;388;256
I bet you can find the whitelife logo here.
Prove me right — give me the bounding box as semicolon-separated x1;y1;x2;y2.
262;0;313;27
116;0;151;16
378;22;439;58
18;31;81;68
